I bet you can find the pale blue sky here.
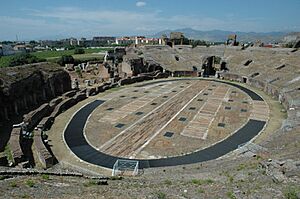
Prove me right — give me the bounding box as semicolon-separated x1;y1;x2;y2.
0;0;299;40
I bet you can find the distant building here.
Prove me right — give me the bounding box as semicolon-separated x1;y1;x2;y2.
69;38;78;46
161;32;185;47
77;38;87;46
13;44;27;52
0;44;27;56
93;36;115;43
115;36;161;45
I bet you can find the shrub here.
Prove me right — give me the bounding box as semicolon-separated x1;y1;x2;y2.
57;55;74;66
25;179;35;187
74;48;85;54
191;179;214;185
164;179;172;185
83;180;97;187
41;174;50;180
10;181;18;187
7;53;45;67
226;191;237;199
198;188;205;193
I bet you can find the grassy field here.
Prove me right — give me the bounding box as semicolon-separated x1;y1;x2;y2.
0;56;11;68
0;48;111;67
32;48;110;60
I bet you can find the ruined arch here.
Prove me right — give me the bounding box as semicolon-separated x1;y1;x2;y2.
166;41;173;48
202;56;216;77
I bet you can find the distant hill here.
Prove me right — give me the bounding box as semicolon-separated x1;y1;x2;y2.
151;28;288;43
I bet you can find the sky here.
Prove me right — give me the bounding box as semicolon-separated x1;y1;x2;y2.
0;0;299;40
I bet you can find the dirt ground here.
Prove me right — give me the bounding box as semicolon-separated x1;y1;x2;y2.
84;79;255;159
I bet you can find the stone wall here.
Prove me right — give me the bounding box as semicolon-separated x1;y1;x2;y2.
7;127;24;166
220;72;294;110
0;63;71;123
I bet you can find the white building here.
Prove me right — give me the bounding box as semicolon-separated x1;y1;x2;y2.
115;36;162;45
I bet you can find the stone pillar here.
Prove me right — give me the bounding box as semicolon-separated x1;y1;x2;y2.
28;95;33;107
23;96;28;109
60;82;64;94
14;101;19;115
33;93;37;105
50;81;56;97
42;89;47;100
4;107;9;120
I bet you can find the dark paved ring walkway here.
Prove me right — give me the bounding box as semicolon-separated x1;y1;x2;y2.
64;79;266;169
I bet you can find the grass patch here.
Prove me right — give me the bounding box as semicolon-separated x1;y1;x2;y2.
155;191;166;199
83;180;98;187
4;145;14;165
21;194;30;198
10;181;18;187
0;56;11;68
41;174;50;180
164;179;172;185
109;176;123;181
191;179;214;185
32;48;110;60
226;191;237;199
284;186;300;199
224;171;234;183
237;163;246;171
25;179;35;187
197;188;205;193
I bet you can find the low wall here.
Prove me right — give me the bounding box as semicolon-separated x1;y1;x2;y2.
220;72;293;110
23;103;52;131
7;127;24;166
33;129;54;169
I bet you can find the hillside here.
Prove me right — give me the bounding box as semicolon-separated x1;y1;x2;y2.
151;28;288;43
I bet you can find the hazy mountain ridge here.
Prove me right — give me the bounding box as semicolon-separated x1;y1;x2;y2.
152;28;288;43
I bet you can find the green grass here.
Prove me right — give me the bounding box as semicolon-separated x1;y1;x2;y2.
41;174;50;180
4;145;14;165
10;181;18;188
237;163;246;171
0;56;13;68
155;191;166;199
197;188;205;193
191;179;214;185
226;191;237;199
284;186;300;199
0;48;110;67
32;48;111;60
164;179;172;185
83;180;98;187
21;194;30;198
25;179;35;187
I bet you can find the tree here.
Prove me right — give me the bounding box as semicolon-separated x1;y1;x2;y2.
191;40;207;48
29;40;38;45
57;55;75;66
74;48;85;54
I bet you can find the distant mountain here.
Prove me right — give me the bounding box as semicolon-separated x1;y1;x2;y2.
151;28;288;43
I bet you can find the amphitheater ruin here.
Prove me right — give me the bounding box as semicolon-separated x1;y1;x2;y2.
0;43;299;179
